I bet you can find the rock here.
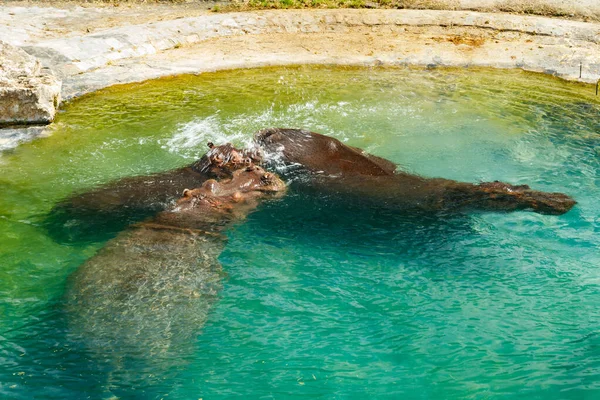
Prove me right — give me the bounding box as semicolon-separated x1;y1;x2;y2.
0;40;61;126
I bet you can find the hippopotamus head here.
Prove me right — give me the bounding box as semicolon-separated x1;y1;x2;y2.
190;142;262;179
442;180;577;215
143;166;284;233
176;165;286;212
476;181;576;215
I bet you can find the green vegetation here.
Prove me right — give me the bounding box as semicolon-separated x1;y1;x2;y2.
208;0;597;21
214;0;452;12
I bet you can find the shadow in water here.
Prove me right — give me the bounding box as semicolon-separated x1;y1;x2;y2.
41;200;159;245
252;184;478;262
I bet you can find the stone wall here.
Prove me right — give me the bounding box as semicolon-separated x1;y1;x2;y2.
0;41;61;126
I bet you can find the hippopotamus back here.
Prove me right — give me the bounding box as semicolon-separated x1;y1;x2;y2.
46;143;261;243
66;225;224;359
255;128;397;177
253;128;576;215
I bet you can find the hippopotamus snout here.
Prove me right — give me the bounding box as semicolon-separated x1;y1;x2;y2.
478;181;576;215
191;142;262;178
520;190;577;215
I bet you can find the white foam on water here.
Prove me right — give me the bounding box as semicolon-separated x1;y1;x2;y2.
164;102;327;157
162;114;251;159
510;130;572;168
0;126;48;153
163;99;418;163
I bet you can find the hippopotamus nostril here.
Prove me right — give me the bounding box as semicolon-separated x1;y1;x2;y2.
245;166;254;172
229;151;242;163
261;173;272;182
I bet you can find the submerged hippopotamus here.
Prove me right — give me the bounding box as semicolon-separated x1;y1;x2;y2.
65;165;285;363
255;128;576;215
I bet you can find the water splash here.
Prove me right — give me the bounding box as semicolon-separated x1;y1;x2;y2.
161;100;382;160
162;114;251;159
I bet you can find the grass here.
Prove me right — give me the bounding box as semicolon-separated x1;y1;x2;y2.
211;0;598;21
213;0;455;12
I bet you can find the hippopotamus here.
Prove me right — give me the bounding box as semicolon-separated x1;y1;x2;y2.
46;142;262;242
65;142;260;213
47;127;575;245
254;128;576;215
65;165;285;364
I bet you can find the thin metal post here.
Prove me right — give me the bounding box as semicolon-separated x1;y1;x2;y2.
596;79;599;96
580;62;583;78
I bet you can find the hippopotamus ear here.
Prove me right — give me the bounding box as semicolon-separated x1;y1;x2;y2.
182;189;191;197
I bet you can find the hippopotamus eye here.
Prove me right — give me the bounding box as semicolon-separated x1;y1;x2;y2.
207;142;214;149
244;157;252;164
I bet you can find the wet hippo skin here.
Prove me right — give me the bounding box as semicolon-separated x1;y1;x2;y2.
64;142;260;213
46;127;575;245
254;128;576;215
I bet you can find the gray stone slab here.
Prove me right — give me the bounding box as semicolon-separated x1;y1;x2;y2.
0;40;62;126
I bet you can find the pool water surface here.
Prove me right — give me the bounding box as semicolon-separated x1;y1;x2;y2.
0;66;599;399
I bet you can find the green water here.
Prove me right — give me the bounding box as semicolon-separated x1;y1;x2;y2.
1;66;599;399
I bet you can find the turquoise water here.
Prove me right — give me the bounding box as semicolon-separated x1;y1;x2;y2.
1;66;599;399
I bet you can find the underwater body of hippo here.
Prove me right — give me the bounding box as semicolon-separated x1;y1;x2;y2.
255;128;576;215
65;166;285;366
